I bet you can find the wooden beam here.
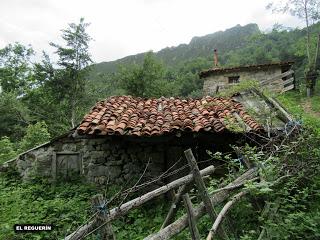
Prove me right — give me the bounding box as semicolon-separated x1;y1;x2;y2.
206;191;247;240
260;70;294;85
252;89;293;122
282;84;294;93
161;184;190;229
184;149;228;238
282;77;294;86
234;147;254;168
184;149;217;222
144;168;258;240
65;166;215;240
183;193;200;240
65;219;97;240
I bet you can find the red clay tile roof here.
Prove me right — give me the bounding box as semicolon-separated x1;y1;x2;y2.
76;96;263;137
199;61;294;78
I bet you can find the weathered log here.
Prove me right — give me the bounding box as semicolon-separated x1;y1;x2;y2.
161;184;189;229
65;166;215;240
206;191;247;240
65;219;97;240
184;149;217;222
182;193;200;240
234;147;254;169
252;89;293;122
184;149;228;239
144;168;257;240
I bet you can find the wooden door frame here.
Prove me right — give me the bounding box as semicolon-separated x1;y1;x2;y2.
52;151;83;181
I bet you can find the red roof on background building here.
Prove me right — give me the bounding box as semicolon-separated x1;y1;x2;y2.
199;61;294;78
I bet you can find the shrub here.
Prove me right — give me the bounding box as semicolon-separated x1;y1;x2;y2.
19;121;51;152
0;137;17;164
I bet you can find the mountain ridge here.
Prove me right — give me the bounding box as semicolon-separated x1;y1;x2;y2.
91;23;261;75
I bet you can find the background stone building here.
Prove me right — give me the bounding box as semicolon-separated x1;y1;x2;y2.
200;62;294;95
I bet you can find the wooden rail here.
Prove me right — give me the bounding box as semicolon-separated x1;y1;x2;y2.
260;70;295;93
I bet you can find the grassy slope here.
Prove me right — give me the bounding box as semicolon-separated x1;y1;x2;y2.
277;86;320;135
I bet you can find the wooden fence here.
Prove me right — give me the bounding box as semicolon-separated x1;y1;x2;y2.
259;70;294;93
64;149;259;240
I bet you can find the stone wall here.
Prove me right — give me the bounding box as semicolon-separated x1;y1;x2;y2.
16;137;170;186
203;68;282;95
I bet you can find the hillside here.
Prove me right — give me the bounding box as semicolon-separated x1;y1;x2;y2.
91;23;260;75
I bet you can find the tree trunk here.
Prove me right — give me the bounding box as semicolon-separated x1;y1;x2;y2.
304;0;311;66
71;98;76;128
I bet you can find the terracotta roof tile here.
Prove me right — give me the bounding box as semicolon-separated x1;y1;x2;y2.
76;96;263;137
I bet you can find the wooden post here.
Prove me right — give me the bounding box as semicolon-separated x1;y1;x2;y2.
184;149;217;222
91;194;116;240
161;184;189;229
182;193;200;240
184;149;228;239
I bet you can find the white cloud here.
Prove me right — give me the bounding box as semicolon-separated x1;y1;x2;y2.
0;0;305;63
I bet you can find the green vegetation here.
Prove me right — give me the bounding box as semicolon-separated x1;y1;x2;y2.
1;13;320;240
0;137;17;164
19;122;51;152
0;169;171;239
0;122;51;164
277;85;320;135
0;172;98;239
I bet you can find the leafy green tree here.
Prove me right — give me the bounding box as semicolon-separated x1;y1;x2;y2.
0;42;35;95
118;52;175;97
49;18;93;127
23;52;71;137
267;0;320;95
0;137;17;164
19;121;51;152
267;0;320;65
0;92;31;141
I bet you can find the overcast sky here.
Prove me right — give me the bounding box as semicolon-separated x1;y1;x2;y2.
0;0;304;63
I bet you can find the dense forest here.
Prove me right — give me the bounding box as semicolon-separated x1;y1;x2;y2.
1;12;320;239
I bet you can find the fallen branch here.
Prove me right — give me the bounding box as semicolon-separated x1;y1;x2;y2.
145;168;258;240
206;191;247;240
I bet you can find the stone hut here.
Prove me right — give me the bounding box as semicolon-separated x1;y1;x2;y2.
6;94;290;186
200;62;294;95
